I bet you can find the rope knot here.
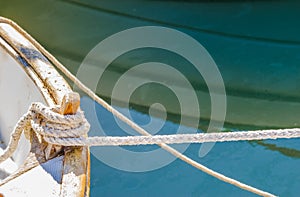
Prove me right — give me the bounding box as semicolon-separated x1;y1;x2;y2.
29;102;90;145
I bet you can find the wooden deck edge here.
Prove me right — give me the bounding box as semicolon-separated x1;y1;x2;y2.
61;147;89;197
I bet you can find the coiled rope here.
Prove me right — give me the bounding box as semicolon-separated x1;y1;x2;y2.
0;17;284;197
0;102;90;164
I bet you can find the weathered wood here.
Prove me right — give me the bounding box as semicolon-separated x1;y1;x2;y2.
61;147;89;197
59;92;89;197
60;92;80;115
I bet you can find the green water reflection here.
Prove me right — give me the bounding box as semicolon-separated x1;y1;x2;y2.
1;0;300;196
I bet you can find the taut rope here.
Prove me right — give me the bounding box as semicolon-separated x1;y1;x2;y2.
46;128;300;147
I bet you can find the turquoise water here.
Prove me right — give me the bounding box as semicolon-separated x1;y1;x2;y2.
2;1;300;196
81;98;300;197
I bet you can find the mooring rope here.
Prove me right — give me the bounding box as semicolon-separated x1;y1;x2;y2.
46;128;300;146
0;101;279;197
0;17;279;197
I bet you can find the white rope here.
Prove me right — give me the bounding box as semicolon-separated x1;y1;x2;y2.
0;102;90;164
2;101;298;148
46;128;300;146
0;17;277;197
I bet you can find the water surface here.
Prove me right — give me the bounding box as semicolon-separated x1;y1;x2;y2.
81;98;300;197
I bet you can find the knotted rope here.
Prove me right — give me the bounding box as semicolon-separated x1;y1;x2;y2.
0;100;291;197
0;102;90;164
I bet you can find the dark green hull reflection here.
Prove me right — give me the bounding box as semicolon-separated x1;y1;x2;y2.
2;0;300;128
1;1;300;196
